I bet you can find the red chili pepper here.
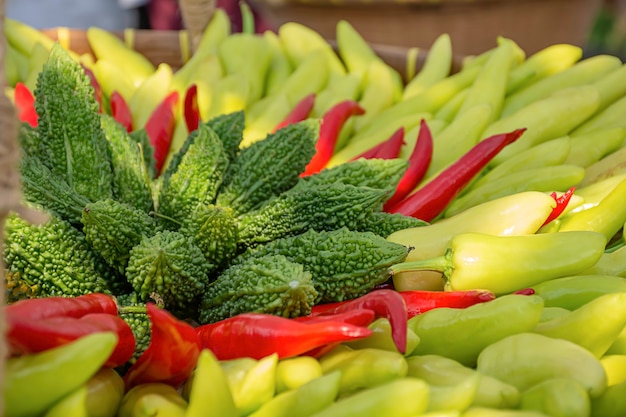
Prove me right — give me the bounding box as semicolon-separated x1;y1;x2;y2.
4;293;118;320
301;100;366;177
398;289;496;319
184;84;200;134
372;127;405;160
81;64;103;112
383;119;434;210
13;82;37;127
145;90;180;176
294;308;376;327
6;313;135;367
310;289;408;354
272;93;316;133
386;128;527;221
123;303;201;390
541;187;576;227
196;313;373;361
514;288;536;296
109;91;134;133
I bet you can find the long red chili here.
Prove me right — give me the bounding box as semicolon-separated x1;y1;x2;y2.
272;93;316;133
386;128;527;221
145;90;180;176
13;82;37;127
123;303;201;390
196;313;373;360
184;84;200;134
541;187;576;227
309;289;408;354
4;293;118;320
294;308;376;327
383;119;434;210
6;313;136;368
398;289;496;319
367;127;405;160
301;100;366;177
109;91;134;133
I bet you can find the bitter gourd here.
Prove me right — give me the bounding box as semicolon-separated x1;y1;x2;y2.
293;158;409;198
236;182;388;248
33;43;113;202
116;292;151;363
156;124;230;229
206;110;244;162
129;128;157;180
19;151;90;226
354;211;428;238
100;114;154;213
3;212;116;298
81;198;157;274
198;254;318;324
125;230;211;317
178;203;238;274
234;227;410;303
216;119;320;217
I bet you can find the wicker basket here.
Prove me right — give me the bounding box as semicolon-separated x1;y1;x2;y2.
248;0;604;56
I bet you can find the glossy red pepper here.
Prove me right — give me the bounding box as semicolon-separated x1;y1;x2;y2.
145;90;180;176
301;100;366;177
4;293;118;320
514;288;536;295
383;119;434;210
386;128;527;221
196;313;373;360
109;91;134;133
310;289;408;354
398;289;496;318
272;93;316;133
294;308;376;327
6;313;135;367
123;303;201;390
184;84;200;133
82;64;103;112
13;82;37;127
541;187;576;227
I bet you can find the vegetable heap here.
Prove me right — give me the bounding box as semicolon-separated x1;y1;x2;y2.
2;42;426;350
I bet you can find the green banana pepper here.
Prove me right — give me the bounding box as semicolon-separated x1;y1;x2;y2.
407;294;544;367
4;332;117;417
249;371;341;417
408;354;521;410
275;356;323;393
600;355;626;386
185;349;238;417
389;231;607;295
591;380;626;417
344;318;421;356
318;346;408;395
117;383;187;417
533;292;626;358
519;377;591;417
476;332;607;398
531;274;626;310
84;368;125;417
308;377;430;417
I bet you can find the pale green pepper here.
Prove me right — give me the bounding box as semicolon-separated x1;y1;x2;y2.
389;231;607;295
533;292;626;358
531;274;626;310
185;349;238;417
519;378;591;417
476;333;607;398
564;127;625;168
403;33;453;100
344;318;421;356
591;380;626;417
275;356;323;393
43;386;88;417
600;355;626;386
117;383;187;417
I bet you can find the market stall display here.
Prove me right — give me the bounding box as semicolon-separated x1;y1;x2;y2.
2;0;626;415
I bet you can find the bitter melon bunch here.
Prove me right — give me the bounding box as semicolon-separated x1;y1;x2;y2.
3;41;420;326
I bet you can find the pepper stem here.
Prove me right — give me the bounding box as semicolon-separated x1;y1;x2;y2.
388;255;450;276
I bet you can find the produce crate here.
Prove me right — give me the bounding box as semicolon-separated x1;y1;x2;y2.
248;0;604;56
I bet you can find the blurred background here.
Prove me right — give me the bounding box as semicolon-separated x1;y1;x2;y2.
5;0;626;59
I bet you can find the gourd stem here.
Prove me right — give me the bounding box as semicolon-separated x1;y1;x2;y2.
388;256;449;275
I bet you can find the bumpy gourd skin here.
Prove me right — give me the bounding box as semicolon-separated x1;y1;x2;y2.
206;110;244;163
81;198;157;274
198;254;318;324
236;183;388;248
116;292;151;363
33;43;113;202
125;230;211;316
354;211;429;238
100;114;154;214
3;213;115;298
293;158;409;198
235;227;410;303
216;119;320;217
19;151;91;226
179;203;239;274
157;124;230;229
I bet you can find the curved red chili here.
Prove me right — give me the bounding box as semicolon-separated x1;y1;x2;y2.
145;91;180;176
109;91;133;133
13;82;37;127
398;289;496;318
273;93;316;133
541;187;576;227
184;84;200;133
4;293;118;320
